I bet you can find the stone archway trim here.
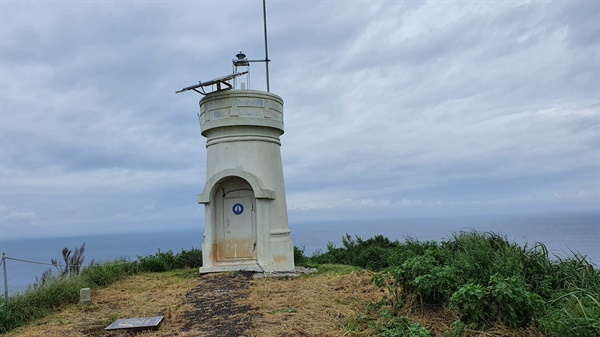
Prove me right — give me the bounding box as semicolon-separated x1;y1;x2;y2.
198;169;276;204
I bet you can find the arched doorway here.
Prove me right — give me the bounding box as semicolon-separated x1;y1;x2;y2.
214;176;256;261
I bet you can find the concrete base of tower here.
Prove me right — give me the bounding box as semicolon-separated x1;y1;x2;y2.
199;261;264;274
267;236;295;272
199;259;295;274
199;237;295;274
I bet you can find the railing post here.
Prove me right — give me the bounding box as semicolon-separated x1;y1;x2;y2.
2;253;8;304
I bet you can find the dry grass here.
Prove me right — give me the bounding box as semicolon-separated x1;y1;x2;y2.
4;270;199;337
3;268;548;337
3;269;381;337
244;270;382;337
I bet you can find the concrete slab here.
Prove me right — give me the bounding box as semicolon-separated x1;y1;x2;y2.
252;266;318;279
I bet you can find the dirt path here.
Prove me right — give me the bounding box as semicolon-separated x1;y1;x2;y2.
183;272;254;336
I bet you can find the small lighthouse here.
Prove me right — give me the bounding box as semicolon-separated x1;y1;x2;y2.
177;53;294;273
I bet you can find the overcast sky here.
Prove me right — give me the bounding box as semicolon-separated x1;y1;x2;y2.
1;0;598;239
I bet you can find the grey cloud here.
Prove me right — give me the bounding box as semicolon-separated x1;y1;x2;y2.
1;1;598;238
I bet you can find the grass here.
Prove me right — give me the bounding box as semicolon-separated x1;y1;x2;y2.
3;256;594;336
3;230;599;336
2;270;199;337
0;248;202;333
301;230;600;336
4;267;377;337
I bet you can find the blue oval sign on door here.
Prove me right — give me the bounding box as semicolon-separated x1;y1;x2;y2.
232;203;244;215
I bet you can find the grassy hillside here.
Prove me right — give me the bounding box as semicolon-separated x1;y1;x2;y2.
1;231;599;336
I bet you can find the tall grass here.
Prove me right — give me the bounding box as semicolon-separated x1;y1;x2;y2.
0;275;88;332
302;230;600;336
0;248;202;333
537;254;600;337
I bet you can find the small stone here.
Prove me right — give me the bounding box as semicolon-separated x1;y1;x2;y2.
80;288;92;305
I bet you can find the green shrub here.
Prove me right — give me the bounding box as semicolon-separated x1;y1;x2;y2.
154;250;178;269
176;248;203;268
488;275;544;328
388;238;439;267
138;255;168;272
137;248;202;272
310;238;354;265
370;230;600;334
375;245;456;308
358;235;400;250
449;282;489;329
309;234;400;269
352;246;392;271
449;275;544;329
294;246;307;265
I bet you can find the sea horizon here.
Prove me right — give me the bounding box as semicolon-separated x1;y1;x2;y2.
2;210;598;295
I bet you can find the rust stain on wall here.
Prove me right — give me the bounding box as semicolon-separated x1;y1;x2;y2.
216;239;255;261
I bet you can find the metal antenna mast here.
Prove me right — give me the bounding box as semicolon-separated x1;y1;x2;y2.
262;0;270;92
176;1;272;95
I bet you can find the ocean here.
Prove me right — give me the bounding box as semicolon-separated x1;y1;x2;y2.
1;211;598;295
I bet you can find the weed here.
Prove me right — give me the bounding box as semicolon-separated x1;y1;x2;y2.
371;310;432;337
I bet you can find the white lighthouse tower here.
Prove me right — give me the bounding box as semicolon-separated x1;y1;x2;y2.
177;54;294;273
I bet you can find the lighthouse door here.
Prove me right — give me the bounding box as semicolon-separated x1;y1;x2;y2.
216;178;256;261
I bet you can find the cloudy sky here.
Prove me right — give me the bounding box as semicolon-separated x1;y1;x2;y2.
1;0;598;239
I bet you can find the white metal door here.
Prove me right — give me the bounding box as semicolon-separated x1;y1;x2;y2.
219;196;255;260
